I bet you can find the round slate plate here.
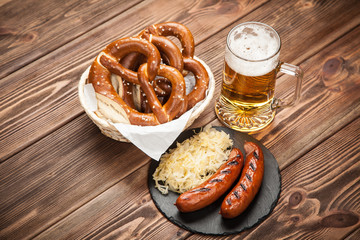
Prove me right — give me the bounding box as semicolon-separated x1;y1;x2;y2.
148;126;281;235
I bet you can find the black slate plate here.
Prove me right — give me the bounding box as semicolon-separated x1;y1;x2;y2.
148;126;281;235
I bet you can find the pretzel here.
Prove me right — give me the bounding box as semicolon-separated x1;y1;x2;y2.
183;57;209;110
123;21;194;77
138;64;186;123
141;32;184;73
139;77;173;113
99;37;161;84
119;31;184;111
144;22;195;59
138;22;204;113
144;22;209;109
88;37;186;126
118;52;140;109
88;22;209;126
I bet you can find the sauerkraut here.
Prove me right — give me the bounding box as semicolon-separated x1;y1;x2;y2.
153;126;233;194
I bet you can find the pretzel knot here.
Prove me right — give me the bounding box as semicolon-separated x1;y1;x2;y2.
88;22;209;126
142;22;209;113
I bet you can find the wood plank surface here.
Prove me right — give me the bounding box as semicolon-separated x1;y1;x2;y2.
0;0;143;79
1;0;360;239
0;114;149;239
0;0;267;238
36;21;360;239
0;0;267;161
32;118;360;239
33;160;192;240
32;22;360;239
2;0;359;162
188;119;360;240
191;0;360;168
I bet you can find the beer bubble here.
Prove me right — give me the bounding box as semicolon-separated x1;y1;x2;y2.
226;22;280;76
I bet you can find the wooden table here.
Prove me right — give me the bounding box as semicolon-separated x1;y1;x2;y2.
1;0;359;239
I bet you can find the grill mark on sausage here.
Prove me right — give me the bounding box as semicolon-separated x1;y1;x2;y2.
209;178;223;183
227;160;239;165
250;162;256;171
240;183;247;191
253;151;259;160
234;191;240;199
246;173;252;182
226;199;231;205
220;170;231;174
191;187;210;192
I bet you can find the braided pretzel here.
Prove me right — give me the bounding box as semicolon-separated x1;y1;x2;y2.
118;52;140;109
123;21;194;78
138;64;186;123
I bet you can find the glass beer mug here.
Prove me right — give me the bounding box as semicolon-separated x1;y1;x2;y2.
215;22;303;132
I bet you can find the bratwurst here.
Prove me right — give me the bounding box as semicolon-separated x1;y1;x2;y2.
220;142;264;219
175;148;243;213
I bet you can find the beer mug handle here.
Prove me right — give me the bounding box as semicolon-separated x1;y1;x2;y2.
272;62;304;109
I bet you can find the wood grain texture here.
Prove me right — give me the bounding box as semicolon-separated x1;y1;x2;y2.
253;25;360;169
25;20;360;234
186;118;360;239
0;0;268;238
248;119;360;240
191;0;360;169
0;0;143;79
0;115;150;239
0;0;267;161
34;101;360;240
34;163;192;240
192;0;360;129
1;0;360;239
346;228;360;240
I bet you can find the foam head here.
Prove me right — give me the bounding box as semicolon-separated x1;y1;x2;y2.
225;22;281;76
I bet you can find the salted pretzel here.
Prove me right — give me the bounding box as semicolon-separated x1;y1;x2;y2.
138;64;186;123
183;58;209;109
143;22;195;59
119;30;185;111
88;37;186;125
139;22;209;112
88;22;209;126
98;37;160;84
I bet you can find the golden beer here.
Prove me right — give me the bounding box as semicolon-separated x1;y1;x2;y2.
221;61;279;106
216;22;303;132
215;22;282;132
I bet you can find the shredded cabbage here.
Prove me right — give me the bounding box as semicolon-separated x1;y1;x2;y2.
153;126;233;194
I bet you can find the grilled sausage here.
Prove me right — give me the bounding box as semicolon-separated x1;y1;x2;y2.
220;142;264;219
175;148;244;213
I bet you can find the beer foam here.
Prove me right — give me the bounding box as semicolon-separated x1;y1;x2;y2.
225;23;280;76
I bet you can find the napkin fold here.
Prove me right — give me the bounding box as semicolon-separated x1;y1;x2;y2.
112;109;193;160
82;57;213;160
83;83;196;160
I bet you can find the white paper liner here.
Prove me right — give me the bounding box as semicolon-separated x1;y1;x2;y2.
79;57;215;160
